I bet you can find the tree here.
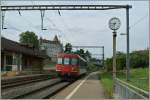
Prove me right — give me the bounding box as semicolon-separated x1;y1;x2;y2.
105;50;149;71
74;49;85;58
19;31;39;48
79;49;85;58
64;43;72;53
116;52;126;70
130;50;148;68
74;49;80;55
105;51;126;71
105;58;113;71
85;50;92;61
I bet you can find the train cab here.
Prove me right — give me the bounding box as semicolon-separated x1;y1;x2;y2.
56;53;87;79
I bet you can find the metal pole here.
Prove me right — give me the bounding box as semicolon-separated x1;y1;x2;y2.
0;0;2;72
126;5;130;81
113;31;117;80
149;15;150;100
0;0;2;31
102;46;104;68
2;11;4;29
40;10;45;30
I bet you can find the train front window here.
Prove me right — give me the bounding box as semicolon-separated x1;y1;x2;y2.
64;58;70;65
71;58;78;65
57;58;62;64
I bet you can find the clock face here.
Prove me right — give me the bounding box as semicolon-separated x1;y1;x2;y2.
109;17;121;30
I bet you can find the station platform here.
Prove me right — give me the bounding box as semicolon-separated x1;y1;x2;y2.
52;72;106;99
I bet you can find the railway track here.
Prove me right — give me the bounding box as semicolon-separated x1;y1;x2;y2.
18;82;70;99
1;78;62;99
1;73;87;99
1;74;55;89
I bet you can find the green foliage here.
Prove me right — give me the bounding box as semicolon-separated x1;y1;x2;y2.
19;31;39;48
116;52;126;70
117;68;149;91
85;50;92;59
105;50;148;71
86;63;101;72
64;43;72;53
105;58;113;71
74;49;91;61
99;72;113;98
130;50;149;68
74;49;85;58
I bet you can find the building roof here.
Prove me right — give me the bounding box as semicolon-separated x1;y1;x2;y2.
1;37;47;59
39;35;61;44
53;35;59;42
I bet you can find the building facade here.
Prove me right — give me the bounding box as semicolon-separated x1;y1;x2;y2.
39;35;63;62
1;37;47;73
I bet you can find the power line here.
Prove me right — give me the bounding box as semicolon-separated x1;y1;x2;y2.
130;14;148;29
44;16;71;43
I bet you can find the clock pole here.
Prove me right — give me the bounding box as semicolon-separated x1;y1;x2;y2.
108;17;121;95
113;30;117;80
108;17;121;80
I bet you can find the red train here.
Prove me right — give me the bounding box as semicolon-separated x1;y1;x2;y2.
56;53;87;79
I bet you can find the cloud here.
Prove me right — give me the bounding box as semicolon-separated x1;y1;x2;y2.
2;1;149;58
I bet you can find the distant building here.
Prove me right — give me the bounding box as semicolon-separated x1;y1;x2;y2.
39;35;63;62
1;37;47;73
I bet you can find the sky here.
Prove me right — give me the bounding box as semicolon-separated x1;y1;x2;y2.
1;0;149;59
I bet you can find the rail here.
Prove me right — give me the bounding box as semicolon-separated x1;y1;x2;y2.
115;78;149;99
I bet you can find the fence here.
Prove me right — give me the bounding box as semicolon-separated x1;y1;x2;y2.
115;78;149;99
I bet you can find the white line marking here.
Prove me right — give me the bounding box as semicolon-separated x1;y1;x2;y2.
65;74;91;100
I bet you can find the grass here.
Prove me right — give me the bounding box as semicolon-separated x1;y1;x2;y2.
99;71;113;98
117;68;149;91
99;68;149;98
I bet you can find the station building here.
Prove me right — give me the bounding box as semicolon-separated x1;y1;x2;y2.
1;37;47;75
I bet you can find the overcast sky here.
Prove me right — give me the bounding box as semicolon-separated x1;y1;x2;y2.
1;0;149;59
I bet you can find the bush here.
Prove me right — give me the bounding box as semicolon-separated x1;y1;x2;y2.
105;49;148;71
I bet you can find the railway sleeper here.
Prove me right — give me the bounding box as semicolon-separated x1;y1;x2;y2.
21;82;70;99
1;78;61;99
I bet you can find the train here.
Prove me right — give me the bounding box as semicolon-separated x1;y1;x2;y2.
55;53;87;80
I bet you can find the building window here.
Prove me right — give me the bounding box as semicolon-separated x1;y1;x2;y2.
64;58;70;65
6;55;13;65
1;54;4;71
6;55;13;71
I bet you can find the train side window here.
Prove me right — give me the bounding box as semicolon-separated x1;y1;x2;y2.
57;58;62;64
64;58;70;65
71;58;78;65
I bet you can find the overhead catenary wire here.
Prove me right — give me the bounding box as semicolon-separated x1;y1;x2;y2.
44;15;70;43
130;14;148;29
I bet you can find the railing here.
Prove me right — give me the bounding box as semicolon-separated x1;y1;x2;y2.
115;78;149;99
